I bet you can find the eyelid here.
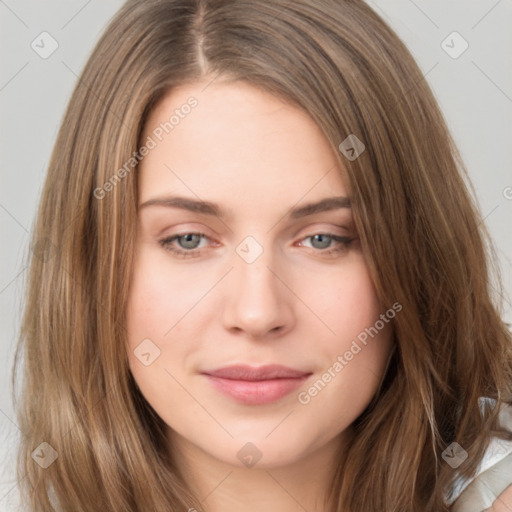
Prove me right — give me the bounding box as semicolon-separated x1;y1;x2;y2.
296;221;352;234
158;222;351;244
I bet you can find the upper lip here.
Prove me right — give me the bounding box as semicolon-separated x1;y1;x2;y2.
203;364;311;381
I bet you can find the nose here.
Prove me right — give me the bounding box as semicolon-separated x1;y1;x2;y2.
221;249;295;339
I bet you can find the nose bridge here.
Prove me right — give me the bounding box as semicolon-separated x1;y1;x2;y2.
221;235;294;337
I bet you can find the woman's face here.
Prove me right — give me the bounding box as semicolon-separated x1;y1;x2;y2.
126;79;395;470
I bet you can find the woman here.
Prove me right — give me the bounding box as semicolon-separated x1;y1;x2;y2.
12;0;512;510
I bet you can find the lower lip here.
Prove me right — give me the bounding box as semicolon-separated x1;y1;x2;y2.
204;375;310;405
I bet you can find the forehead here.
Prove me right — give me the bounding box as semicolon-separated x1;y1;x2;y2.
138;80;349;214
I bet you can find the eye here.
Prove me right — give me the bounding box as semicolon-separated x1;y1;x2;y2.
159;232;210;258
298;233;355;256
158;232;356;259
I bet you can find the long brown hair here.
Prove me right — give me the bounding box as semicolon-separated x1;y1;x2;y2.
12;0;512;510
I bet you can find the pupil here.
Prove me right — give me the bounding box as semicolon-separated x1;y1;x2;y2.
181;234;199;249
312;234;331;249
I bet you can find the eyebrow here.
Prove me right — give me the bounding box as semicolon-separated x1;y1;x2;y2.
139;195;351;220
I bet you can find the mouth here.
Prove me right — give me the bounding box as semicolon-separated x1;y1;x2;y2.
202;364;313;405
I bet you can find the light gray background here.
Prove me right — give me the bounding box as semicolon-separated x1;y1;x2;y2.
1;1;511;510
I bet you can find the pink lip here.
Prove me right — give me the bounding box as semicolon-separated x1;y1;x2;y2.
202;365;312;405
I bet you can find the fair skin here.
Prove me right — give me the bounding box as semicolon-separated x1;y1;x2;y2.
487;486;512;512
126;79;395;511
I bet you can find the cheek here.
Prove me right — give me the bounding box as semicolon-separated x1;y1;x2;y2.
314;258;384;346
125;246;224;373
301;259;394;412
126;254;206;344
125;259;199;420
125;257;188;379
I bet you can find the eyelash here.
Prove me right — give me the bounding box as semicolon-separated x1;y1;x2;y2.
158;232;355;259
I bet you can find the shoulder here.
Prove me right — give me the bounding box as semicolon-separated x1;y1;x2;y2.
446;400;512;511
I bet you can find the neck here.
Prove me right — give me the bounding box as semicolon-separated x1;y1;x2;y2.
167;426;353;512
